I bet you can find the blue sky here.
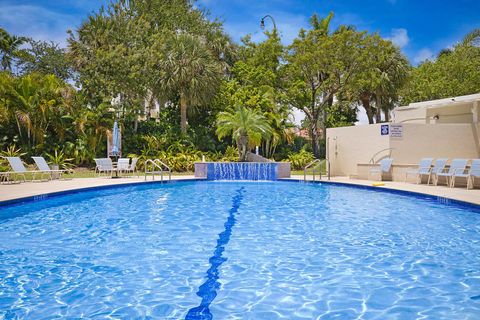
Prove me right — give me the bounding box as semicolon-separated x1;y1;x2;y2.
1;0;479;65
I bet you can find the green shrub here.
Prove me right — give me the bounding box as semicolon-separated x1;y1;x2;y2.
286;149;315;170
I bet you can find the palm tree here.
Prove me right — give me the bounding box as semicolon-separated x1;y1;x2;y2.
157;33;224;133
216;106;272;162
462;28;480;47
0;28;28;72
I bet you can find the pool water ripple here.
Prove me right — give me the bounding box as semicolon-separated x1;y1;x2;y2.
1;181;480;319
186;187;245;320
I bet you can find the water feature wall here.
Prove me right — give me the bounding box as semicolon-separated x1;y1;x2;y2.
194;162;291;180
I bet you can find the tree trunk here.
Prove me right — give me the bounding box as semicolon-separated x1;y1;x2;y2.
180;93;188;133
375;94;382;123
236;135;248;162
133;117;138;132
309;118;320;159
361;95;374;124
384;107;390;122
321;96;333;156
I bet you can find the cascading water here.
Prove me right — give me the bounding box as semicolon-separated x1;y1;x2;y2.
206;162;278;180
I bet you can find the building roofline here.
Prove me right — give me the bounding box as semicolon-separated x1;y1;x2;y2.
394;93;480;111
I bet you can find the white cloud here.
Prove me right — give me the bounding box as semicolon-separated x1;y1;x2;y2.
0;4;78;47
387;28;409;48
414;48;435;64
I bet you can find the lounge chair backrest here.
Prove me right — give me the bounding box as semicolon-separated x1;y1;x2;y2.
94;158;113;170
5;157;27;173
117;158;130;170
448;159;468;174
32;156;51;171
469;159;480;177
417;158;433;174
379;158;393;173
130;158;138;170
431;158;448;174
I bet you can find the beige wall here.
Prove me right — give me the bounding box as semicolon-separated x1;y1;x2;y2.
327;124;389;176
390;124;479;163
393;101;476;124
394;107;426;124
327;123;480;178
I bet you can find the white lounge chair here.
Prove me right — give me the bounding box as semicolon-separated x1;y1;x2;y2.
451;159;480;189
116;158;139;177
424;158;449;185
404;158;434;184
434;159;468;187
369;158;393;181
117;158;130;173
94;158;117;177
32;156;72;180
128;158;139;177
4;157;50;182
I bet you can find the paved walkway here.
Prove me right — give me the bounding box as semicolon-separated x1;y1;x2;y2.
1;175;479;206
290;175;480;205
0;176;196;202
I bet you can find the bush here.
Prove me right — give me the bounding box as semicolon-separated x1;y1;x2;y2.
286;149;315;170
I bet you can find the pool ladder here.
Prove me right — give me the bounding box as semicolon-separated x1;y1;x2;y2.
145;159;172;181
304;159;330;181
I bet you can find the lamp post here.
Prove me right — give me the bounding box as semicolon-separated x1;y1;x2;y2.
260;15;277;31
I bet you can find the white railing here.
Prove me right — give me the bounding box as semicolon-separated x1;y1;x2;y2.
304;159;330;181
145;159;172;181
369;148;395;164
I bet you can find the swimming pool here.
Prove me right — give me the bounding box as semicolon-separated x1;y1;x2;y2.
1;181;479;319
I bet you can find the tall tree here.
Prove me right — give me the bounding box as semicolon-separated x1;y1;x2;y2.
68;0;233;133
349;34;409;124
155;32;224;133
401;29;480;104
0;28;28;72
282;14;365;158
18;40;73;81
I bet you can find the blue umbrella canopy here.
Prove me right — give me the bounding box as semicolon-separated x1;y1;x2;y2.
111;121;120;156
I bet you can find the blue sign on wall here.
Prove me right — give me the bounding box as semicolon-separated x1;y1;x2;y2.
381;125;389;136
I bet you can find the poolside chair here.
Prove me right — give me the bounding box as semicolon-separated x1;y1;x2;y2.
434;159;468;187
4;157;50;182
0;171;12;184
369;158;393;181
128;157;139;177
404;158;433;184
94;158;117;177
117;158;130;174
423;158;449;185
32;156;72;180
451;159;480;189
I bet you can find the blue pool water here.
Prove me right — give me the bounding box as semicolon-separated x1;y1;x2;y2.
1;181;480;319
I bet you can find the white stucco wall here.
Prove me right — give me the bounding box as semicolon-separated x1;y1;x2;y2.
327;124;389;177
327;123;480;178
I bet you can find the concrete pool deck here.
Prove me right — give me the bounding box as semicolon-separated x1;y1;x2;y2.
0;175;479;206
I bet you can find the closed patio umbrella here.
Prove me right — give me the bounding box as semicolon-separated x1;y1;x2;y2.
111;121;120;159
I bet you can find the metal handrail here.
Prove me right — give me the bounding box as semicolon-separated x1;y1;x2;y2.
154;159;172;180
304;159;330;181
369;148;395;164
144;159;172;181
